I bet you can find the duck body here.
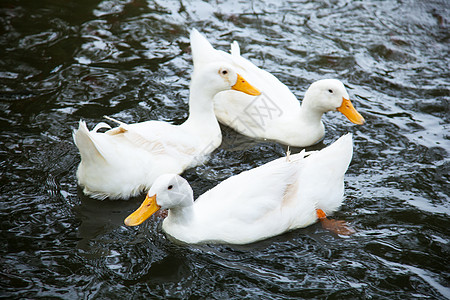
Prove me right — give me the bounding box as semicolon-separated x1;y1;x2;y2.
74;120;215;200
73;60;260;200
190;29;364;147
125;133;353;244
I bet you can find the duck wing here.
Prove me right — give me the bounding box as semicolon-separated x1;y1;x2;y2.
191;153;308;243
105;118;198;160
299;133;354;215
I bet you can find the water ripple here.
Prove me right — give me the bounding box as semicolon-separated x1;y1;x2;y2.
1;0;448;298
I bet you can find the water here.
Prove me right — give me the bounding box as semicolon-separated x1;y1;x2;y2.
1;0;449;298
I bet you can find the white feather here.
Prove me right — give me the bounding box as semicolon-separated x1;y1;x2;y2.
133;134;353;244
190;29;364;147
73;62;258;199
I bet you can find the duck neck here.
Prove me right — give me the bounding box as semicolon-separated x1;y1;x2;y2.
299;94;326;126
166;204;195;227
180;75;221;144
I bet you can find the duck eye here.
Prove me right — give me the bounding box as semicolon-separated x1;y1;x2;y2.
328;89;333;93
221;69;228;75
168;185;173;190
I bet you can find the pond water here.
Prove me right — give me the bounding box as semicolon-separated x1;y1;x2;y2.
1;0;449;298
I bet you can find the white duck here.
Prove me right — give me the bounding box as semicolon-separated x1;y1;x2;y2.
124;133;354;244
190;29;365;147
73;61;260;200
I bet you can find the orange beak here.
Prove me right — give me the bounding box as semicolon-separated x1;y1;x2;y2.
337;97;365;125
124;194;160;226
232;74;261;96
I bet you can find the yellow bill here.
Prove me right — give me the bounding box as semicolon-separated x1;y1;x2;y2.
124;194;160;226
232;74;261;96
337;97;365;125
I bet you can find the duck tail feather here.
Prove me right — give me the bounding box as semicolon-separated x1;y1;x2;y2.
190;28;223;67
93;122;111;133
73;120;108;164
230;41;241;57
104;115;128;127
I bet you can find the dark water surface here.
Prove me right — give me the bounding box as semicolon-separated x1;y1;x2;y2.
1;0;449;298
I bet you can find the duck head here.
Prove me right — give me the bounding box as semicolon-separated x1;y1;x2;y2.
303;79;365;124
124;174;193;226
192;62;261;97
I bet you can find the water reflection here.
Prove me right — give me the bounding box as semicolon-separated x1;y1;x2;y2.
74;189;145;251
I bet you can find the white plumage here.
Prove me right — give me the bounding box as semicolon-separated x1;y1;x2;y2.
190;29;365;147
73;60;260;200
125;133;353;244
